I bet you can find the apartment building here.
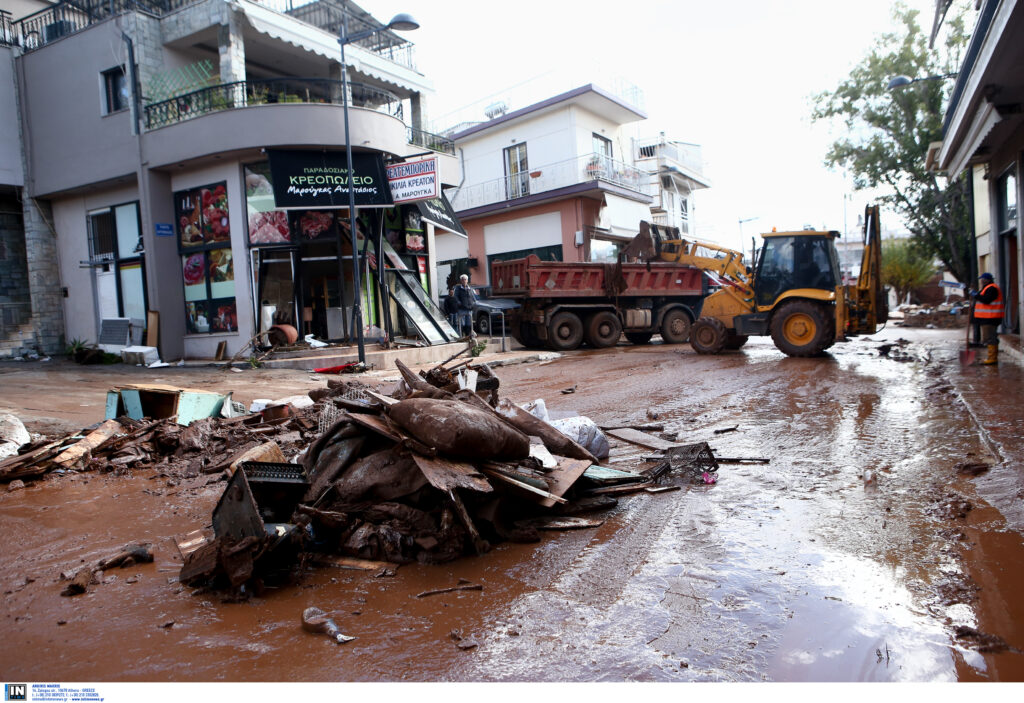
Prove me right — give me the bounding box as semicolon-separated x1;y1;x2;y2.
1;0;461;359
437;83;709;290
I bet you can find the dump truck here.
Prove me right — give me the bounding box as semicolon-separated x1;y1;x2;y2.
490;253;709;351
494;205;887;356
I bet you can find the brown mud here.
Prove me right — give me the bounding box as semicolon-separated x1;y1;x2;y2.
1;328;1023;681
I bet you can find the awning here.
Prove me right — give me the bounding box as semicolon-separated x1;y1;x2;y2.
416;194;467;237
600;193;651;237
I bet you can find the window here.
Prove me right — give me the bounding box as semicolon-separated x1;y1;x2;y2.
504;143;529;200
997;170;1017;235
679;197;689;235
102;66;129;114
593;133;612;160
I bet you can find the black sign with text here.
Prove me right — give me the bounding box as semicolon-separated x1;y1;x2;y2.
415;194;467;236
266;149;394;209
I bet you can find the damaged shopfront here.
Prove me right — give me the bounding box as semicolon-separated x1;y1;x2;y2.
239;150;460;348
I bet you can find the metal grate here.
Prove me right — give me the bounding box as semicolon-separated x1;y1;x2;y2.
665;442;718;480
317;403;341;435
240;461;308;485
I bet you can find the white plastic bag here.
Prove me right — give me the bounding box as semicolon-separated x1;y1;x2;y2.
549;417;610;459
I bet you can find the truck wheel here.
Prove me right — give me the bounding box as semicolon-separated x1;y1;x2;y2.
770;300;834;357
584;312;622;348
476;314;491;336
660;309;692;343
515;322;544;349
690;317;727;354
724;331;749;349
548;312;584;351
624;332;653;345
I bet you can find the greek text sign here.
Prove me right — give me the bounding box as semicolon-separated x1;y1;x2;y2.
266;149;393;209
386;157;439;204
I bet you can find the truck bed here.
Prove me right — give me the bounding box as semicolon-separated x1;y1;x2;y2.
491;255;704;298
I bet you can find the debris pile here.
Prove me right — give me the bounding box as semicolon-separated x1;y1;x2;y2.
2;347;729;597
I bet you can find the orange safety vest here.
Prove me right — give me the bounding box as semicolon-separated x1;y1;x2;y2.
975;282;1005;319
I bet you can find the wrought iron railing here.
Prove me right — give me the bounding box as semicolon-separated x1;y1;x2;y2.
11;1;417;70
0;10;16;47
144;77;402;129
406;126;455;155
451;153;650;212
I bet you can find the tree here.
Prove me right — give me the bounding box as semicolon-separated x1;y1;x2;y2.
881;238;935;304
812;2;973;283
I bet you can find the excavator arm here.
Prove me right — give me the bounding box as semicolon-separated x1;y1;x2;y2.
844;205;888;335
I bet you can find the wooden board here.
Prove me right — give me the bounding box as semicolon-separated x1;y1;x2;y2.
412;454;492;494
582;481;655;496
308;555;395;572
52;419;123;469
480;468;567;505
538;457;593;508
345;412;404;442
516;516;605;530
146;310;159;348
607;427;679;451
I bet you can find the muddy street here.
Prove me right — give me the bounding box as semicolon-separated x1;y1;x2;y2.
2;328;1023;682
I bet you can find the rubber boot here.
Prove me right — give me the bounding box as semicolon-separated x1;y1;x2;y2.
981;344;998;365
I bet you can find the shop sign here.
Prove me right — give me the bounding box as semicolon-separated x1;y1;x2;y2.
266;149;393;209
386;157;438;204
155;223;174;237
415;194;467;237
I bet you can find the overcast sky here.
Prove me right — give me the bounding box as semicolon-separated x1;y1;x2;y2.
369;0;943;250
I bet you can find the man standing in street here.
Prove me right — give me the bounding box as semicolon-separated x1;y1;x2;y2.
454;274;477;339
971;272;1004;365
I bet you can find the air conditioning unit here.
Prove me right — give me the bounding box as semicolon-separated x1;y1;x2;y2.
43;20;73;43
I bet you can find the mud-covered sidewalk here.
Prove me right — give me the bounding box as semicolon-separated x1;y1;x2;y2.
1;328;1023;682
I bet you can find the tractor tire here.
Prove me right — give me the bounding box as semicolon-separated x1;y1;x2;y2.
624;332;653;345
660;308;692;344
724;331;749;350
584;311;622;348
690;317;727;354
770;300;834;357
547;311;584;351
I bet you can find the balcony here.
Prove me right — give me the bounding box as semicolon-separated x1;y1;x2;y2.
12;1;417;70
451;153;650;212
635;137;706;182
144;77;402;130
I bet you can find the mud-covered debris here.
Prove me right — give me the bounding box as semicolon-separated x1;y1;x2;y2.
302;606;355;644
955;462;991;476
60;568;94;597
97;543;153;570
7;479;25;492
954;625;1021;653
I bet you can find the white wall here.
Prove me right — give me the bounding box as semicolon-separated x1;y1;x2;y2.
483;211;561;257
435;231;469;261
0;49;23;186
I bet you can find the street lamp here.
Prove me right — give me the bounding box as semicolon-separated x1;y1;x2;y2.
886;72;957;90
339;12;419;363
738;216;758;263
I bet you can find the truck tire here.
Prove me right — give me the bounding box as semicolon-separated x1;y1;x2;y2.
624;332;653;345
724;331;749;349
770;300;834;357
660;309;692;344
476;313;491;336
548;312;584;351
515;322;544;349
584;311;622;348
690;317;727;354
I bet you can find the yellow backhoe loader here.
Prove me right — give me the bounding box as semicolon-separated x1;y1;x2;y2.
643;205;887;356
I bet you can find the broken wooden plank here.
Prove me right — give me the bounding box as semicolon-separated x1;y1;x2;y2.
412;454;492;493
582;481;655;496
606;427;678;452
599;422;665;432
345;411;404;443
516;516;605;530
52;419;124;469
448;489;489;555
537;457;593;509
479;467;568;505
645;485;681;494
0;436;67;479
714;457;770;464
307;554;396;572
415;583;482;598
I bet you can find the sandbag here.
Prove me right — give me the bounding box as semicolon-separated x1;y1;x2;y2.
389;398;529;461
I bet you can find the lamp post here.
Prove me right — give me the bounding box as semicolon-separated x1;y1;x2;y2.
886;72;957;90
738;216;758;264
339;11;419;363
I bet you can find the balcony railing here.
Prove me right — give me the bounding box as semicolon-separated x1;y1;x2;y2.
407;126;455;156
11;1;416;70
635;137;704;176
1;11;16;47
144;77;402;129
451;153;650;212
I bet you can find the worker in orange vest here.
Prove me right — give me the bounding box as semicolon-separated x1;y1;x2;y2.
970;272;1004;365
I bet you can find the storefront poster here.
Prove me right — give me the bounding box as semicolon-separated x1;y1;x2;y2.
266;149;394;209
182;254;207;301
297;210;336;240
176;181;231;249
209;298;238;333
177;189;204;249
246;164;292;245
208;249;235;299
185;300;210;333
201;184;230;244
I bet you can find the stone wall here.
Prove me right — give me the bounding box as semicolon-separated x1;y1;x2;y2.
22;196;65;354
